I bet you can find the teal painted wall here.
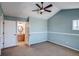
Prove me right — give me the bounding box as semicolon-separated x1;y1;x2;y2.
48;9;79;50
29;17;47;44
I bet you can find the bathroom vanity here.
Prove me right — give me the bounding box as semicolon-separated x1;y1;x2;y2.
18;34;25;42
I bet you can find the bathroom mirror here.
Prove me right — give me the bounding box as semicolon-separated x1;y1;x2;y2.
18;25;23;33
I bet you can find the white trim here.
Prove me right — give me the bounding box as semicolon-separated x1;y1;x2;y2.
48;32;79;36
29;32;47;34
29;31;79;36
48;40;79;52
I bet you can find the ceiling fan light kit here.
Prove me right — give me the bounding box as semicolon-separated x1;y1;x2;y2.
32;2;53;14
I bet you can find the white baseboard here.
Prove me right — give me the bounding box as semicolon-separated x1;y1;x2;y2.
30;40;47;45
48;40;79;52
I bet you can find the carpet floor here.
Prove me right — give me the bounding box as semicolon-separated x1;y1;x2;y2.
1;41;79;56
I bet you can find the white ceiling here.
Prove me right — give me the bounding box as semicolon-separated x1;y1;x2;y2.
54;2;79;9
1;2;79;20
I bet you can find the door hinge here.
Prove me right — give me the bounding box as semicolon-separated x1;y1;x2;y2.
3;32;4;34
3;22;4;24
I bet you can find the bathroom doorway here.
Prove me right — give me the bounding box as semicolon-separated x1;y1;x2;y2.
17;21;29;46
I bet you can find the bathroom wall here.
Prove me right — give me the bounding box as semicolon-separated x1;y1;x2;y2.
17;22;26;34
48;9;79;51
29;17;47;45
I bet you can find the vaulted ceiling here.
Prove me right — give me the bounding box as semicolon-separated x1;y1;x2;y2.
1;2;79;20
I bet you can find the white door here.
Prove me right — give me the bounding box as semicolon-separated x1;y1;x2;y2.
4;20;17;48
0;16;3;49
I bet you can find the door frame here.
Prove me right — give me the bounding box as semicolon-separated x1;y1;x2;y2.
3;19;30;48
16;20;30;46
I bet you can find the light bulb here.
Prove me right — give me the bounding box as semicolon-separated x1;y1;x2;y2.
40;10;44;12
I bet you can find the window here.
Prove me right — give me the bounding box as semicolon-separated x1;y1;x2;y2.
72;20;79;30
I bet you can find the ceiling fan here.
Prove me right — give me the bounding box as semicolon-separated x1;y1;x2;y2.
32;2;53;14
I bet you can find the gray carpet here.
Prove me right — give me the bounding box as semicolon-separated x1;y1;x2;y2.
1;41;79;56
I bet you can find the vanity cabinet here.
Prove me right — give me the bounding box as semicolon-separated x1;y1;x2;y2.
17;34;25;42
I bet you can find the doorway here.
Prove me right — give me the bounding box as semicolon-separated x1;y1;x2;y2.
17;21;29;46
3;20;29;48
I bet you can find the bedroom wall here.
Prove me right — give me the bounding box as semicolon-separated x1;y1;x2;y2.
48;9;79;51
4;16;47;45
29;17;47;45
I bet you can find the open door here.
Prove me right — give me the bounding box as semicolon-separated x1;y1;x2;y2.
4;20;17;48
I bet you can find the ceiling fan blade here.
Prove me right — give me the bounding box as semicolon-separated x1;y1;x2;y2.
45;9;51;12
32;9;40;11
44;4;52;9
36;4;41;9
